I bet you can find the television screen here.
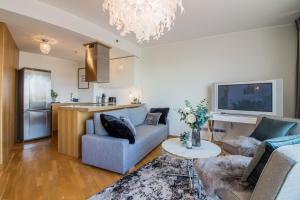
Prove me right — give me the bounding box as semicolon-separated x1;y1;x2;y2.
218;83;273;112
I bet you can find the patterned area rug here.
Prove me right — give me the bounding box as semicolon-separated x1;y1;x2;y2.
89;155;212;200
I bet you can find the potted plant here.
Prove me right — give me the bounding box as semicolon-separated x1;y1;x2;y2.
51;89;58;102
179;131;190;144
178;99;210;147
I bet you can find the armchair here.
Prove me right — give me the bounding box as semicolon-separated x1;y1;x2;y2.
222;115;300;157
194;144;300;200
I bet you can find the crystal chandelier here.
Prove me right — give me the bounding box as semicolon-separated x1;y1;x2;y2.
103;0;184;43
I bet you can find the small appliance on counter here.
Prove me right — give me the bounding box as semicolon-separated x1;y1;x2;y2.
108;97;117;105
131;97;141;104
71;98;79;102
101;93;106;105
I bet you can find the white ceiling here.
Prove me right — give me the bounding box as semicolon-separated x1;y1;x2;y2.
0;0;299;62
0;9;132;61
40;0;300;46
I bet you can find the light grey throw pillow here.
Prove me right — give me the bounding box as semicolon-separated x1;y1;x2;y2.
120;116;137;136
144;113;162;125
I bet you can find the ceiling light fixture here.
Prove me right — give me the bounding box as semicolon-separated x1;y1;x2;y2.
103;0;184;43
40;39;51;54
33;35;58;55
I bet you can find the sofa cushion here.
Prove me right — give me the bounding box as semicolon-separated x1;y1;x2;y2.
250;117;296;141
135;124;168;140
134;125;168;148
150;107;170;124
128;105;148;126
100;114;135;144
246;135;300;186
127;124;168;166
94;109;130;136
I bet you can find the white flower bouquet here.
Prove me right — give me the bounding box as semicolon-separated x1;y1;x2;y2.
178;99;210;130
178;99;210;147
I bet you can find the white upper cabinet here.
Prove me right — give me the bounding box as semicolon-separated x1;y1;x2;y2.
101;56;139;88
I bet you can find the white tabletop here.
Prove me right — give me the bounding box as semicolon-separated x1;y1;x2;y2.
162;138;221;159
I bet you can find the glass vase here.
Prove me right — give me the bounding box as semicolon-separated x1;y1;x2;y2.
192;128;201;147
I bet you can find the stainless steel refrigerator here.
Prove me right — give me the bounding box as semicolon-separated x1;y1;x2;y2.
18;68;52;141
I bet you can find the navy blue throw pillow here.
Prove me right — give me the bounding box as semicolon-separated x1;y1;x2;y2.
247;135;300;186
250;117;296;141
100;114;135;144
150;108;170;124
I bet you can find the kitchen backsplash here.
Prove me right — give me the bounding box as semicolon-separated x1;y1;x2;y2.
78;82;142;104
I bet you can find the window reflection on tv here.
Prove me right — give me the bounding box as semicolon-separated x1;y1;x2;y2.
218;83;272;112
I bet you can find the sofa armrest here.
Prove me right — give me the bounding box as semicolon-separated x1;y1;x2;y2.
166;118;170;135
251;144;300;200
86;119;94;134
81;134;130;174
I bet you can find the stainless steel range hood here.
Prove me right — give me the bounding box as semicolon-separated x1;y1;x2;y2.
84;42;110;83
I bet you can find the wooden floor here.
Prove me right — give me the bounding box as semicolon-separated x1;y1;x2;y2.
0;136;163;200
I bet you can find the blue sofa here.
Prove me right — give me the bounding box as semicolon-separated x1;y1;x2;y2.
81;105;169;174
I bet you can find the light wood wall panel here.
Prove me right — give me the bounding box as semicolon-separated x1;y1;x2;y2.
58;109;93;158
0;22;19;164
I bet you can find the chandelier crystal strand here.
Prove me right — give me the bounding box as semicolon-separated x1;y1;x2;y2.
103;0;184;43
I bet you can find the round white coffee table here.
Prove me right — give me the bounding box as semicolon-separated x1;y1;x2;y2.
162;138;221;159
162;138;221;190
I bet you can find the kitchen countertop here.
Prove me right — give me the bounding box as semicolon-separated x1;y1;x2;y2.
52;102;95;106
58;103;144;112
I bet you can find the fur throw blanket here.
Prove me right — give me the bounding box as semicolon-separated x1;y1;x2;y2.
224;136;261;157
194;155;252;197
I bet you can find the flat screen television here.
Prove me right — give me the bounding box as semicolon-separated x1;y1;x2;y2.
212;80;283;116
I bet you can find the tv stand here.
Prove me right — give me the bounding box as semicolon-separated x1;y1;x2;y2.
210;113;257;124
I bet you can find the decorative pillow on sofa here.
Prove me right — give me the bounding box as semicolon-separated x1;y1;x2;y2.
144;113;162;125
250;117;297;141
100;114;135;144
150;108;170;124
120;116;137;136
242;135;300;186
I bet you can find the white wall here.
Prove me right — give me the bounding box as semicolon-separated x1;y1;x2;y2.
139;25;297;135
19;51;79;102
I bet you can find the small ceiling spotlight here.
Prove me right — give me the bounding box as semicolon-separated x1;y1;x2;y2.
33;35;58;55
